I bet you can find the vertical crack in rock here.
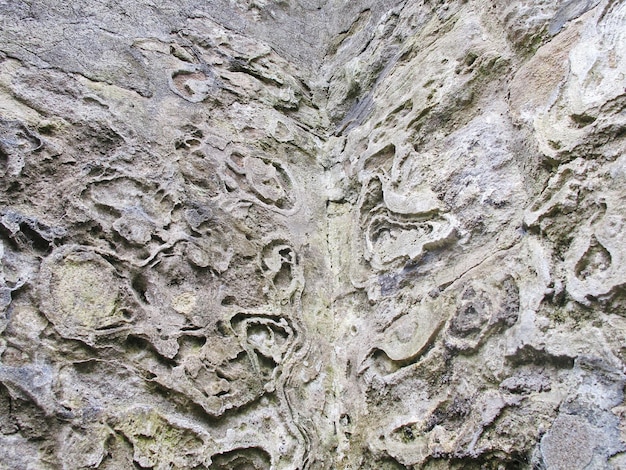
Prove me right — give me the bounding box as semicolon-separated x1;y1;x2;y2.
1;0;626;468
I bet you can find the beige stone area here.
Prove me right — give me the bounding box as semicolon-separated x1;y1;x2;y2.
0;0;625;468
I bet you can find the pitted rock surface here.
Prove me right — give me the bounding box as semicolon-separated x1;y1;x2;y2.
1;0;626;468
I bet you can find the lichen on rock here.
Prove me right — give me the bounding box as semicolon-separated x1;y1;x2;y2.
0;0;625;468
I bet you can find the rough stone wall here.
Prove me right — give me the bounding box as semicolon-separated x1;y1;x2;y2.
0;0;625;468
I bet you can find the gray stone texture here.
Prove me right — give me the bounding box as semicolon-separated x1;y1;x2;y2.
0;0;625;468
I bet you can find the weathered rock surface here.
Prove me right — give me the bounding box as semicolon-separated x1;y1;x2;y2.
0;0;625;468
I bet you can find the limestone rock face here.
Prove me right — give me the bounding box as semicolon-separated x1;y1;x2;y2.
0;0;625;468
